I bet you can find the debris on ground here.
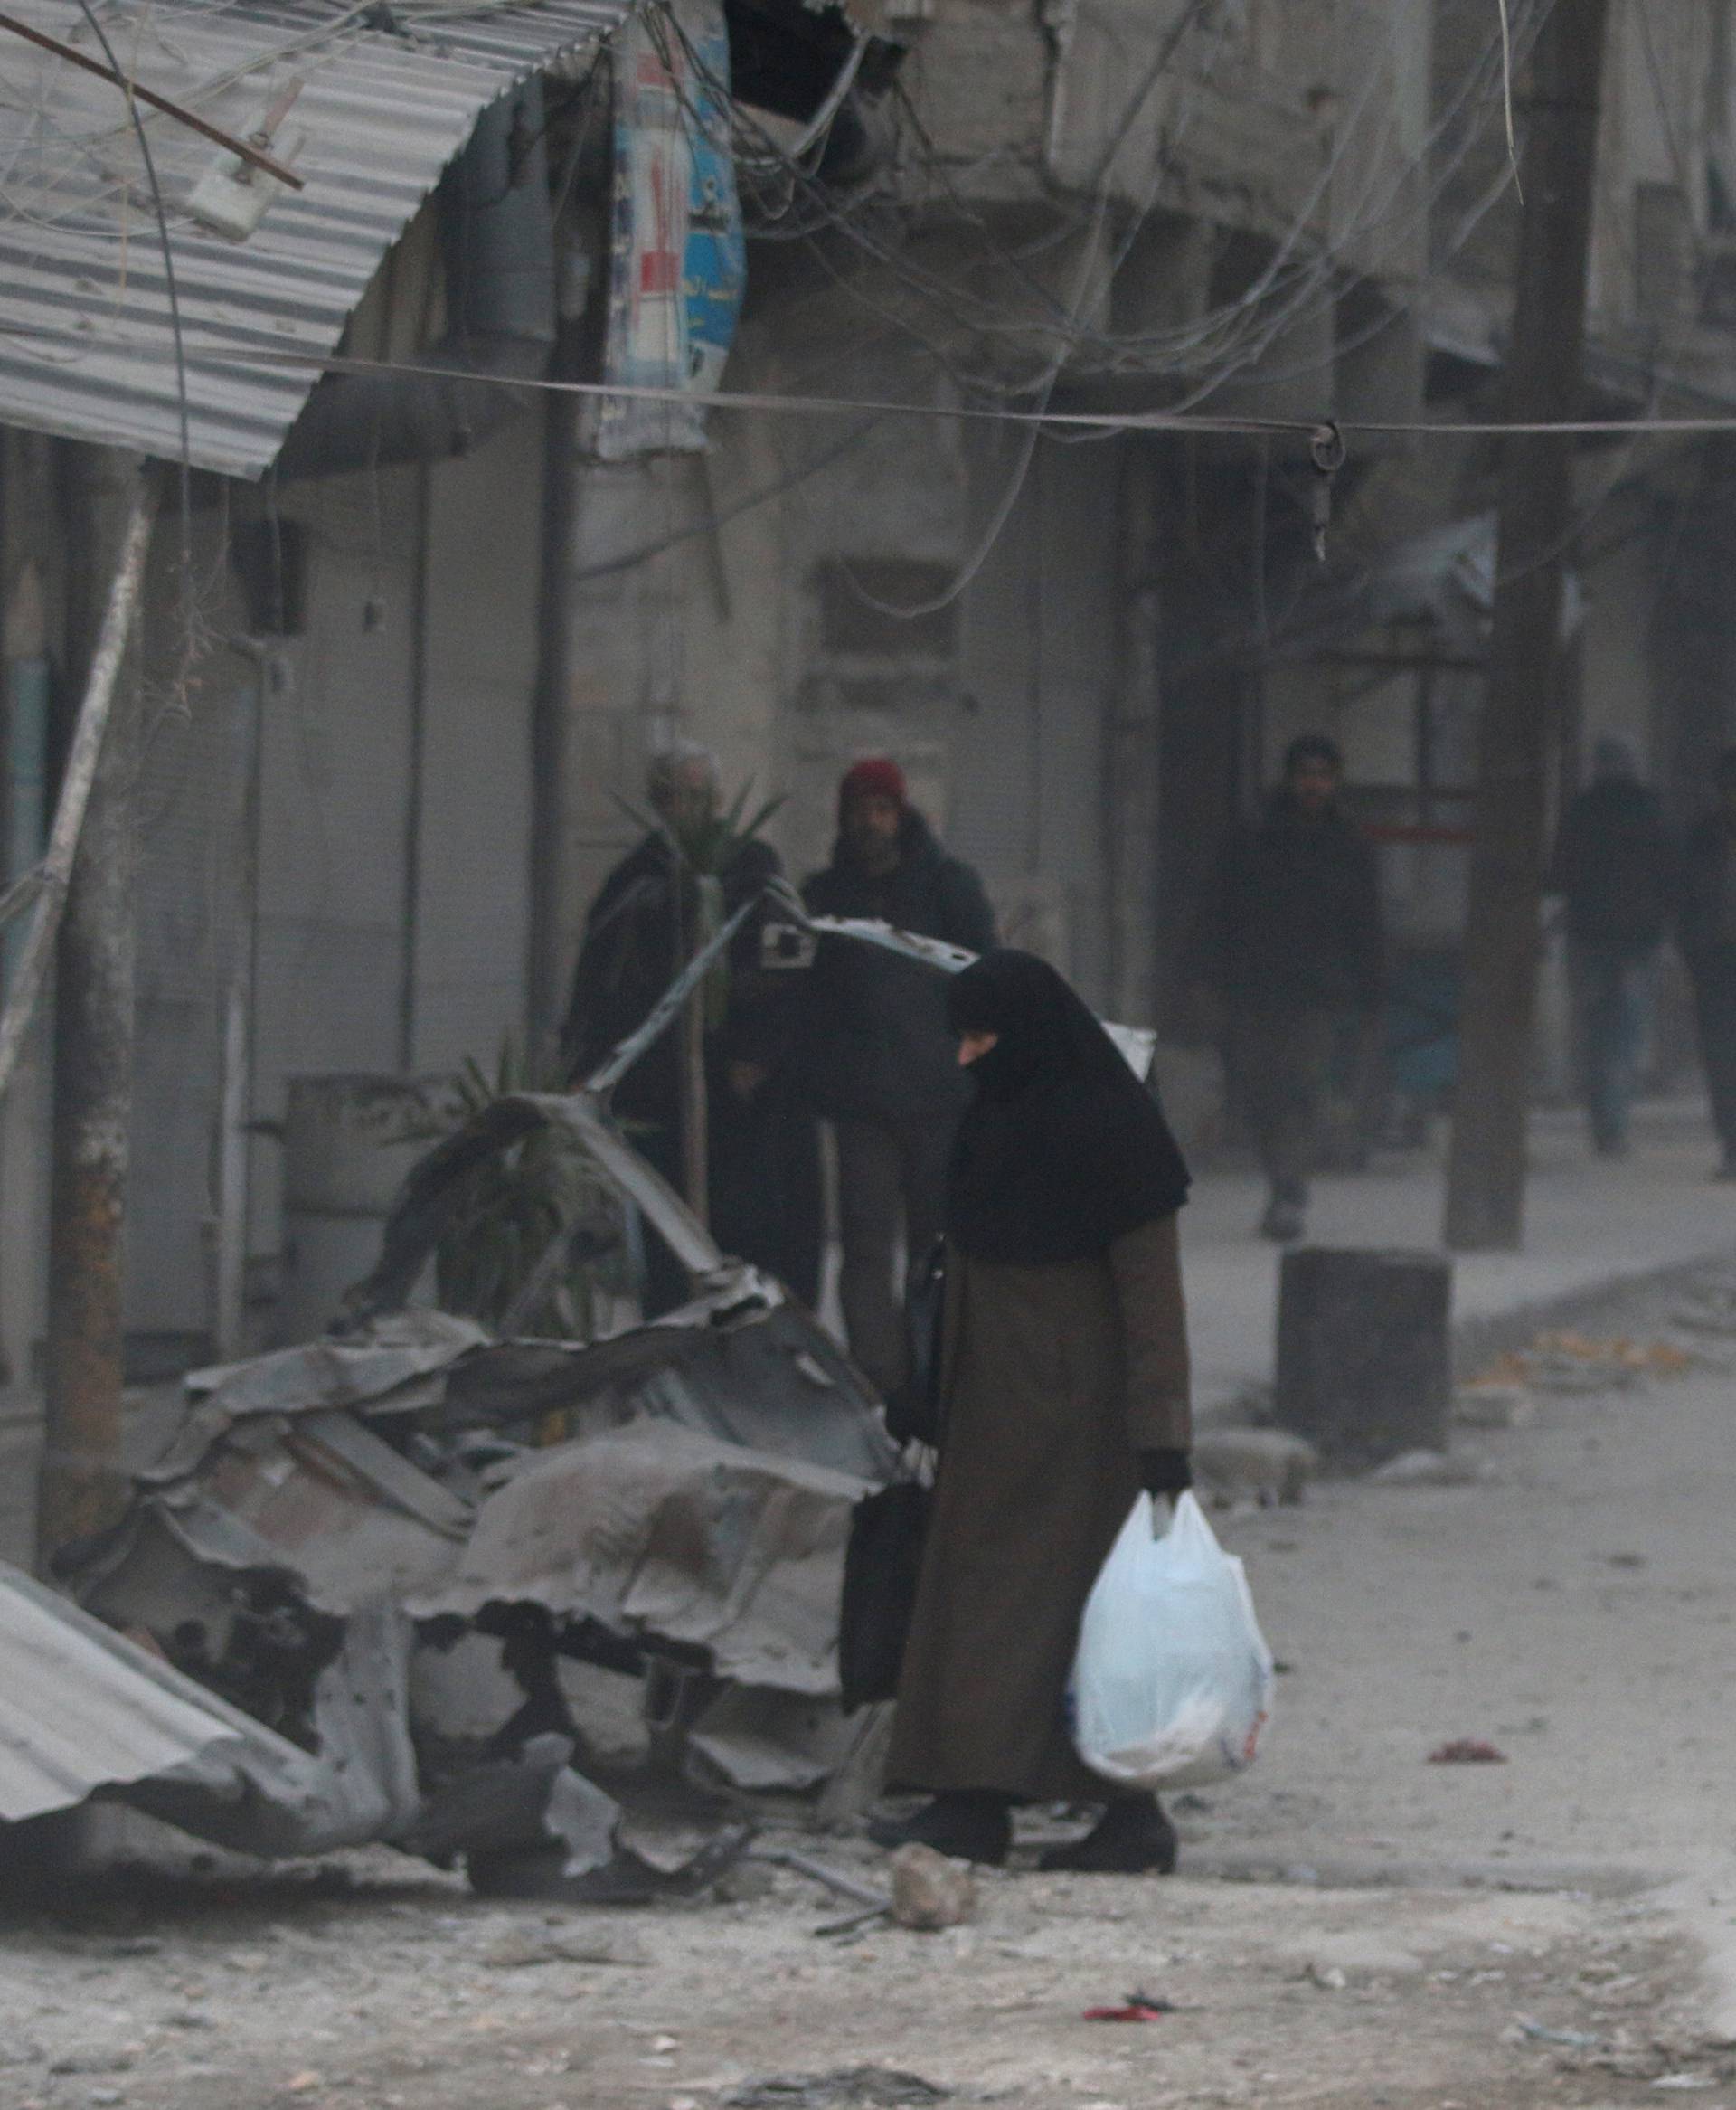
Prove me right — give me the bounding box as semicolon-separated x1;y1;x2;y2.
1429;1739;1508;1765
1369;1448;1490;1487
1477;1331;1694;1394
725;2072;951;2108
1082;1992;1176;2021
5;1086;898;1895
888;1843;976;1932
1452;1382;1535;1430
1511;2014;1604;2049
1191;1427;1317;1508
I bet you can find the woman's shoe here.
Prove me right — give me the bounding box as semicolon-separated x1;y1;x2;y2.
1037;1796;1178;1874
867;1792;1012;1866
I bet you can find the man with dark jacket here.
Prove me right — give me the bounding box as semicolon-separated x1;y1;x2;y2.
1547;738;1678;1159
1190;733;1384;1243
800;759;996;1396
561;742;819;1312
1678;745;1736;1177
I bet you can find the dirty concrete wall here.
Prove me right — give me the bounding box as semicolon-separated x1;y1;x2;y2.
541;294;1128;1025
10;415;550;1368
409;422;542;1074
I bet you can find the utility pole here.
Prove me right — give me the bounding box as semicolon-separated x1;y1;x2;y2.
1444;0;1610;1252
1107;438;1163;1028
39;446;154;1566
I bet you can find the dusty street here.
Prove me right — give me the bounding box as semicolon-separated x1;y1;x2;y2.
5;1258;1736;2110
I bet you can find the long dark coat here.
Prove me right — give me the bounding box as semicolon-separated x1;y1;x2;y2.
886;1213;1192;1801
1190;793;1384;1012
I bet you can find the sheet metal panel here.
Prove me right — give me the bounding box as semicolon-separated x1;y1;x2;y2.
0;0;631;476
0;1562;251;1822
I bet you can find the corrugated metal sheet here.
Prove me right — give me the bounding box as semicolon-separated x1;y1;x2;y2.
0;1561;251;1822
0;0;633;477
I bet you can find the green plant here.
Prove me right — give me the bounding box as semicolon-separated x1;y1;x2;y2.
613;780;787;1025
410;1037;622;1337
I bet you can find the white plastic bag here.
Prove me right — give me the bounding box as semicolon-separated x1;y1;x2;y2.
1069;1490;1275;1790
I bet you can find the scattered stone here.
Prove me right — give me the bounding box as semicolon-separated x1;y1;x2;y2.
1298;1935;1426;1979
712;1861;778;1905
1192;1428;1317;1508
1514;2016;1601;2050
888;1845;976;1933
50;2054;133;2077
1308;1963;1348;1992
1453;1383;1535;1431
88;2090;124;2107
726;2072;949;2108
285;2073;324;2096
1369;1448;1488;1487
477;1921;649;1970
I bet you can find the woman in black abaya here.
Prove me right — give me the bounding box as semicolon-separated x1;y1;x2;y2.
872;949;1194;1871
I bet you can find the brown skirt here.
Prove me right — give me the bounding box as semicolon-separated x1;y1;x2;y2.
885;1245;1146;1801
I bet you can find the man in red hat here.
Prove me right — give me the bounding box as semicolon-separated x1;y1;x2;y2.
799;759;996;1396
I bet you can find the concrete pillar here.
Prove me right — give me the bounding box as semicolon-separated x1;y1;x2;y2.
1274;1245;1452;1467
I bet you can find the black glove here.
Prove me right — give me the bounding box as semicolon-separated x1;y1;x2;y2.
1138;1448;1193;1500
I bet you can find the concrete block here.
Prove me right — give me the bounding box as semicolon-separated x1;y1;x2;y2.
1274;1246;1452;1467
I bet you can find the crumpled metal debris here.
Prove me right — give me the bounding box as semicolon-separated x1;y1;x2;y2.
29;933;904;1875
0;1562;416;1856
413;1425;865;1695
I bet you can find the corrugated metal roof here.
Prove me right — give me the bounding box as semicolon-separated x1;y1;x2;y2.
0;0;632;477
0;1561;256;1822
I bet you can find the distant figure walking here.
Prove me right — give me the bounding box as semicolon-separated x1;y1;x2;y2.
1679;746;1736;1178
1189;734;1384;1243
872;951;1194;1872
1547;737;1678;1159
799;760;996;1397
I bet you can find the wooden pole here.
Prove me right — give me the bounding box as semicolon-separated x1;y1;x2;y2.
1444;0;1611;1252
39;449;156;1565
679;898;711;1231
1107;438;1164;1027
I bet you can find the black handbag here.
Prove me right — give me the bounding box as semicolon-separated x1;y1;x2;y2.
884;1236;948;1449
837;1475;929;1714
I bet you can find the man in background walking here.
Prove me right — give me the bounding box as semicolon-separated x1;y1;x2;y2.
1189;733;1384;1244
1547;737;1677;1159
1679;745;1736;1178
799;760;995;1396
561;742;817;1312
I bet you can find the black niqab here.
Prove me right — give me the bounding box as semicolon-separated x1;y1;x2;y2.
945;950;1191;1265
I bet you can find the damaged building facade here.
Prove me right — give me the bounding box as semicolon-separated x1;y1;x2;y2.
0;7;1731;1575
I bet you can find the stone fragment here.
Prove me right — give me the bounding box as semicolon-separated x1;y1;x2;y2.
478;1921;648;1969
1453;1384;1535;1430
1368;1447;1488;1487
888;1844;976;1932
1192;1427;1317;1507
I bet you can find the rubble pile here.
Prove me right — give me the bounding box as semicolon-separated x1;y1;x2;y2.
0;1092;896;1900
